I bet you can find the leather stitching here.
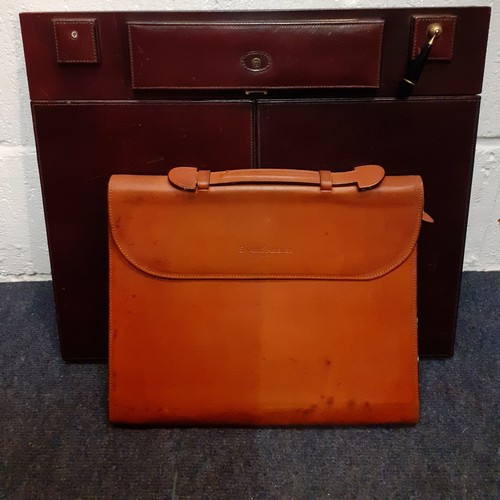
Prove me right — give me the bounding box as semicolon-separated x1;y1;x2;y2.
411;248;419;417
258;97;478;107
127;24;136;89
108;198;115;417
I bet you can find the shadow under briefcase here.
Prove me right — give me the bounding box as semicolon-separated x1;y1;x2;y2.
108;165;430;425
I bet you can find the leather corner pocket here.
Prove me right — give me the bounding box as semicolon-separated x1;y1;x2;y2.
53;19;99;64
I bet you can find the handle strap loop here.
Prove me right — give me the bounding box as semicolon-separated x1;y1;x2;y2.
168;165;386;192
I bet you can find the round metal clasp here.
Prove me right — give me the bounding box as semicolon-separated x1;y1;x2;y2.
241;51;272;73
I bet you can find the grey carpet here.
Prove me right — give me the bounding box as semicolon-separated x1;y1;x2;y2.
1;272;498;499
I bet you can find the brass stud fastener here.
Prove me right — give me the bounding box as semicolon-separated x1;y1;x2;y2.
427;23;443;45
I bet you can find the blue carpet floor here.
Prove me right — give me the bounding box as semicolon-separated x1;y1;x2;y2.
1;272;498;499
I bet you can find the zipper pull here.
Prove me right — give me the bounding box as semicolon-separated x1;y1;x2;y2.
399;23;443;96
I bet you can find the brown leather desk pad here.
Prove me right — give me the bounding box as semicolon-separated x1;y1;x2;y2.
20;8;490;360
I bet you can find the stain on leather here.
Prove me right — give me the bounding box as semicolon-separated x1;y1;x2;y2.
297;404;318;415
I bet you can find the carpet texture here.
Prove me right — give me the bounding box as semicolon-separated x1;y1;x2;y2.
1;272;498;499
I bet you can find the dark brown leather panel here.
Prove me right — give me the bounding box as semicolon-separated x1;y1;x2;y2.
32;101;253;361
20;8;490;100
20;8;489;361
128;20;384;89
257;97;480;357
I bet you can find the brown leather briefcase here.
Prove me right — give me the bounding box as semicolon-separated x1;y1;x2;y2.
108;165;428;425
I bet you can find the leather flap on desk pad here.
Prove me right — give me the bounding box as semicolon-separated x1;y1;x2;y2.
108;170;423;280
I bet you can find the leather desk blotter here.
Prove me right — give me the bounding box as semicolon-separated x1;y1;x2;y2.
21;9;490;360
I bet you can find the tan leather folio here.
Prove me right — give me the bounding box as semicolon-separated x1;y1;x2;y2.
108;166;425;425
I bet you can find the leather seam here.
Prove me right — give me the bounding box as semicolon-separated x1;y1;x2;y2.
411;248;419;417
375;20;384;87
130;84;381;90
108;179;116;419
256;103;261;168
31;97;479;107
249;104;254;168
31;101;254;107
258;97;478;106
128;21;384;27
128;24;136;89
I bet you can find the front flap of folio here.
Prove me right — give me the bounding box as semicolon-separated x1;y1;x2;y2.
108;172;423;280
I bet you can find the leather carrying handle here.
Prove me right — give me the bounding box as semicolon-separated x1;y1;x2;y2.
167;165;433;222
168;165;386;192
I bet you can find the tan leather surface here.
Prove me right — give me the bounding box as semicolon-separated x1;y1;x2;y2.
109;169;421;280
108;167;423;425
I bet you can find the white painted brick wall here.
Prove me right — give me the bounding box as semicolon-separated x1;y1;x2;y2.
0;0;498;280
